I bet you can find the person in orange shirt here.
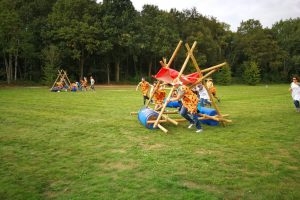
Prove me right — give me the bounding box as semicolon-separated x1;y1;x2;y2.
206;78;220;102
136;77;151;105
152;82;166;110
168;80;203;133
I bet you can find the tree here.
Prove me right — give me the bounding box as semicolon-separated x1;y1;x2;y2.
47;0;105;79
215;63;232;85
42;45;60;85
242;61;261;85
101;0;138;82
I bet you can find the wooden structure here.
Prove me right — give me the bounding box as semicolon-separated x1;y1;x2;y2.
50;69;72;91
131;41;232;133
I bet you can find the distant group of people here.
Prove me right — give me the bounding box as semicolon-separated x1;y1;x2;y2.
52;76;95;92
136;77;221;133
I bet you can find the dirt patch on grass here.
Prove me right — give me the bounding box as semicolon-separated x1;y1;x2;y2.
103;161;138;171
182;180;222;194
140;143;167;151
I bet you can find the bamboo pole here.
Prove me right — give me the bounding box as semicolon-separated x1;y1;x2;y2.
50;70;62;90
157;124;168;133
200;62;227;73
162;114;178;125
153;41;197;128
145;41;183;107
185;44;227;126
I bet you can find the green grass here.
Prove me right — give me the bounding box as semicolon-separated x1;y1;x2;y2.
0;85;299;200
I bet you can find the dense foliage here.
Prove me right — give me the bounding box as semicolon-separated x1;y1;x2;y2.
0;0;299;84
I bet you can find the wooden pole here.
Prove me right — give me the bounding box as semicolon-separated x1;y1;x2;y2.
157;124;168;133
185;44;226;126
200;62;227;73
145;41;183;107
50;70;62;91
153;41;197;128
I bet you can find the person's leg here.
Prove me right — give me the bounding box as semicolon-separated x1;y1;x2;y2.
200;98;205;107
204;99;211;107
180;106;194;124
192;113;202;130
294;100;300;112
143;96;147;105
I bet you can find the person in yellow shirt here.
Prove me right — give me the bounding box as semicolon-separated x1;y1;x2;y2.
136;77;151;105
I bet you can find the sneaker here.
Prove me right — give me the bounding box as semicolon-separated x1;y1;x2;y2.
196;129;203;133
188;124;194;129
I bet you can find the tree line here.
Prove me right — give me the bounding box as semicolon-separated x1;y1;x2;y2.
0;0;299;85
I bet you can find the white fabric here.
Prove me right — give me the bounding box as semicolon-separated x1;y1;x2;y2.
291;82;300;101
196;85;210;100
91;78;95;85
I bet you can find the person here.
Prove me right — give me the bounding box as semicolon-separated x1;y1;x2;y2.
81;77;88;91
90;76;95;91
167;80;203;133
152;83;166;111
196;83;211;107
206;78;220;102
289;76;300;112
136;77;150;105
71;82;78;92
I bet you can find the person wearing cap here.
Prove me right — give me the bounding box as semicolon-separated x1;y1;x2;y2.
136;77;151;105
289;76;300;112
206;78;220;102
168;80;203;133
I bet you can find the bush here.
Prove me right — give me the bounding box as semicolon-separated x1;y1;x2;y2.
215;64;232;85
242;61;261;85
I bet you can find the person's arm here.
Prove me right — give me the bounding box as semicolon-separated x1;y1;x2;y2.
136;82;141;91
167;92;183;102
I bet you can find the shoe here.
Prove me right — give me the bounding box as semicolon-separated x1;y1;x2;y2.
188;124;194;129
196;129;203;133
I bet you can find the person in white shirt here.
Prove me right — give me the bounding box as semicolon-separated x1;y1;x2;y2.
289;76;300;112
195;83;211;107
90;76;95;91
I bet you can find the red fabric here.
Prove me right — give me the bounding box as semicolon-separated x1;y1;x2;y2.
153;67;200;85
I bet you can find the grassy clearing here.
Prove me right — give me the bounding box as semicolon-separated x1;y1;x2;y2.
0;85;299;200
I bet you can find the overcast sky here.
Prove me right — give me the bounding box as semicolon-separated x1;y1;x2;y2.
122;0;300;31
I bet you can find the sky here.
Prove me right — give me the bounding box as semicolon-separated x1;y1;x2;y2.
100;0;300;31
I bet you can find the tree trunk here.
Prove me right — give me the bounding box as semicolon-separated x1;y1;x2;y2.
107;63;110;84
80;56;84;80
115;61;120;82
14;49;18;81
10;53;13;82
148;61;152;78
4;53;10;84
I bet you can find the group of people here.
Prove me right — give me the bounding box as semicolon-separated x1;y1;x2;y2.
136;77;220;133
53;76;95;92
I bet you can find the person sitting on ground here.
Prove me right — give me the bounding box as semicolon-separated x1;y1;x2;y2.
136;77;150;105
167;80;203;133
206;78;220;102
196;83;211;107
71;82;78;92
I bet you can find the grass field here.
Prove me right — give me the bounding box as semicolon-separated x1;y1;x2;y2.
0;84;299;200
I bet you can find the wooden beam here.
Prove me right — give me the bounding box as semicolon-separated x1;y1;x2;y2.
157;124;168;133
153;41;197;128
